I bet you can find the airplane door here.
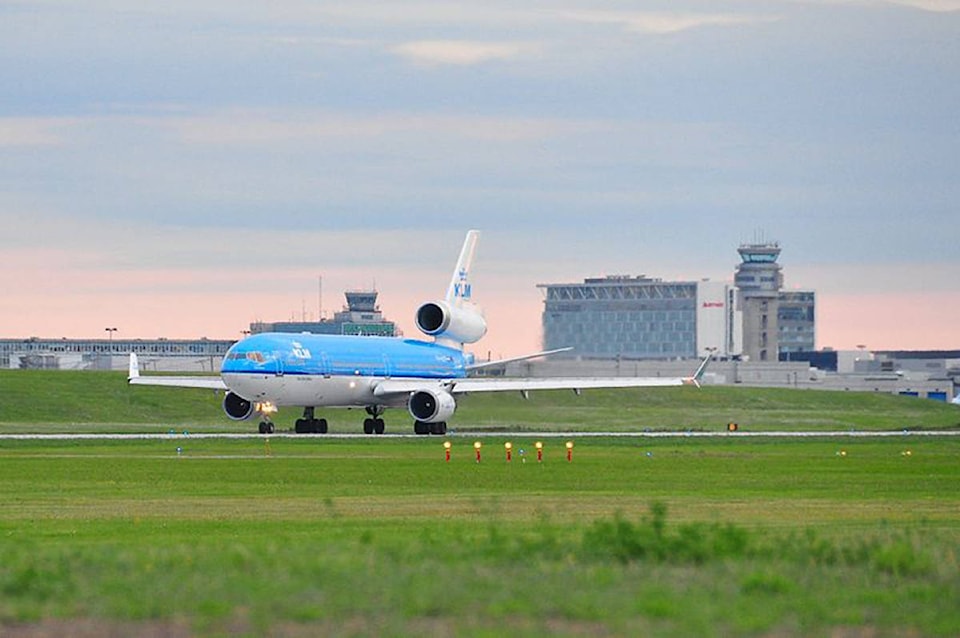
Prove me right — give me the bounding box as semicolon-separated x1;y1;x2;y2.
320;351;330;376
382;354;392;378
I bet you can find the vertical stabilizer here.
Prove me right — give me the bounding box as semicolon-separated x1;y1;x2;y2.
415;230;487;348
445;230;479;308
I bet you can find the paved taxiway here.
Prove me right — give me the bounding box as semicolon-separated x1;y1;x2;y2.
0;431;957;441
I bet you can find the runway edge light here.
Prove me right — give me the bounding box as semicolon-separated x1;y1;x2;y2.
474;441;482;463
504;441;512;462
444;440;451;462
566;441;574;462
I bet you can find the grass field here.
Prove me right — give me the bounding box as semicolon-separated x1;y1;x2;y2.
0;370;958;635
0;436;958;636
1;369;958;433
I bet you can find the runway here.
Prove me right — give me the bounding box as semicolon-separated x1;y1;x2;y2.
0;430;957;440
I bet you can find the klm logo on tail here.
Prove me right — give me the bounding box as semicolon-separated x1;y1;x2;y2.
453;268;472;300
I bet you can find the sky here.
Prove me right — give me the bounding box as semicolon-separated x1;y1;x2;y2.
1;0;958;357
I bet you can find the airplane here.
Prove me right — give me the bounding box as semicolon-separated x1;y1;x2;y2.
128;230;710;435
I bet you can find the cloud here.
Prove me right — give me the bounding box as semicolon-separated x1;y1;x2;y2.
0;118;76;147
561;10;779;35
886;0;960;10
147;108;609;145
390;40;541;66
798;0;960;12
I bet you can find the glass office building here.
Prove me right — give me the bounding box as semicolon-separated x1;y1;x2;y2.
778;290;816;358
538;276;739;360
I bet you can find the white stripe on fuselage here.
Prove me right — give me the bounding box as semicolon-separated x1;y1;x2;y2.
222;373;415;408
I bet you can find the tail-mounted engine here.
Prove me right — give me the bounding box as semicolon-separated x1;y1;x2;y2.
415;301;487;345
408;388;457;423
222;391;254;421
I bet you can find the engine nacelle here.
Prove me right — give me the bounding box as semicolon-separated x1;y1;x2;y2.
415;300;487;345
408;389;457;423
222;391;254;421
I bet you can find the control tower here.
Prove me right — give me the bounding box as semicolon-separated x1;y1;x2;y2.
249;289;396;337
734;242;783;361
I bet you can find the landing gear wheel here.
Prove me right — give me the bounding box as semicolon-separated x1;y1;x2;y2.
295;408;328;434
363;418;374;435
374;418;385;435
430;422;447;435
258;421;275;434
413;421;436;434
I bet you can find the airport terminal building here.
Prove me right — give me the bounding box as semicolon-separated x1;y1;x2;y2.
2;289;397;371
0;337;232;371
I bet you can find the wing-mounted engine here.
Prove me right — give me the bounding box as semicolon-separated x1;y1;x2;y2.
222;391;254;421
415;301;487;346
408;388;457;423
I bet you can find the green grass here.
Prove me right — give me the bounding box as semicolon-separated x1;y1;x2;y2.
0;437;957;635
1;370;958;634
1;369;958;433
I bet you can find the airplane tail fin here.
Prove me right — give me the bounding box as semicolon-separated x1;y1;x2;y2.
444;229;479;308
416;230;486;348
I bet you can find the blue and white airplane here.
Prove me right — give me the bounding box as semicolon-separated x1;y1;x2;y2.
129;230;709;435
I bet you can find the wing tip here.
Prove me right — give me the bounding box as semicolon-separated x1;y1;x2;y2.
127;353;140;381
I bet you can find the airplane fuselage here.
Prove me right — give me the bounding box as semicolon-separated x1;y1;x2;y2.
221;333;471;408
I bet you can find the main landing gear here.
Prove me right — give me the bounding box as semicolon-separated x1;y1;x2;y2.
414;421;447;435
295;407;328;434
363;406;386;435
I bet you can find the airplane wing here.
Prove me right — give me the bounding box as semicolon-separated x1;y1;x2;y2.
374;375;690;398
373;356;711;397
127;353;228;390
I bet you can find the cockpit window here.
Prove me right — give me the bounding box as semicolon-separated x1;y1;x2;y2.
228;351;265;363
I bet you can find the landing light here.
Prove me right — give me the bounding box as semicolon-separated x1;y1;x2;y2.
256;401;278;415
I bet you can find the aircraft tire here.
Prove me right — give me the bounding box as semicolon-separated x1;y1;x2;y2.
295;419;308;434
363;418;374;435
414;420;428;435
318;419;328;434
374;419;385;435
430;422;446;435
